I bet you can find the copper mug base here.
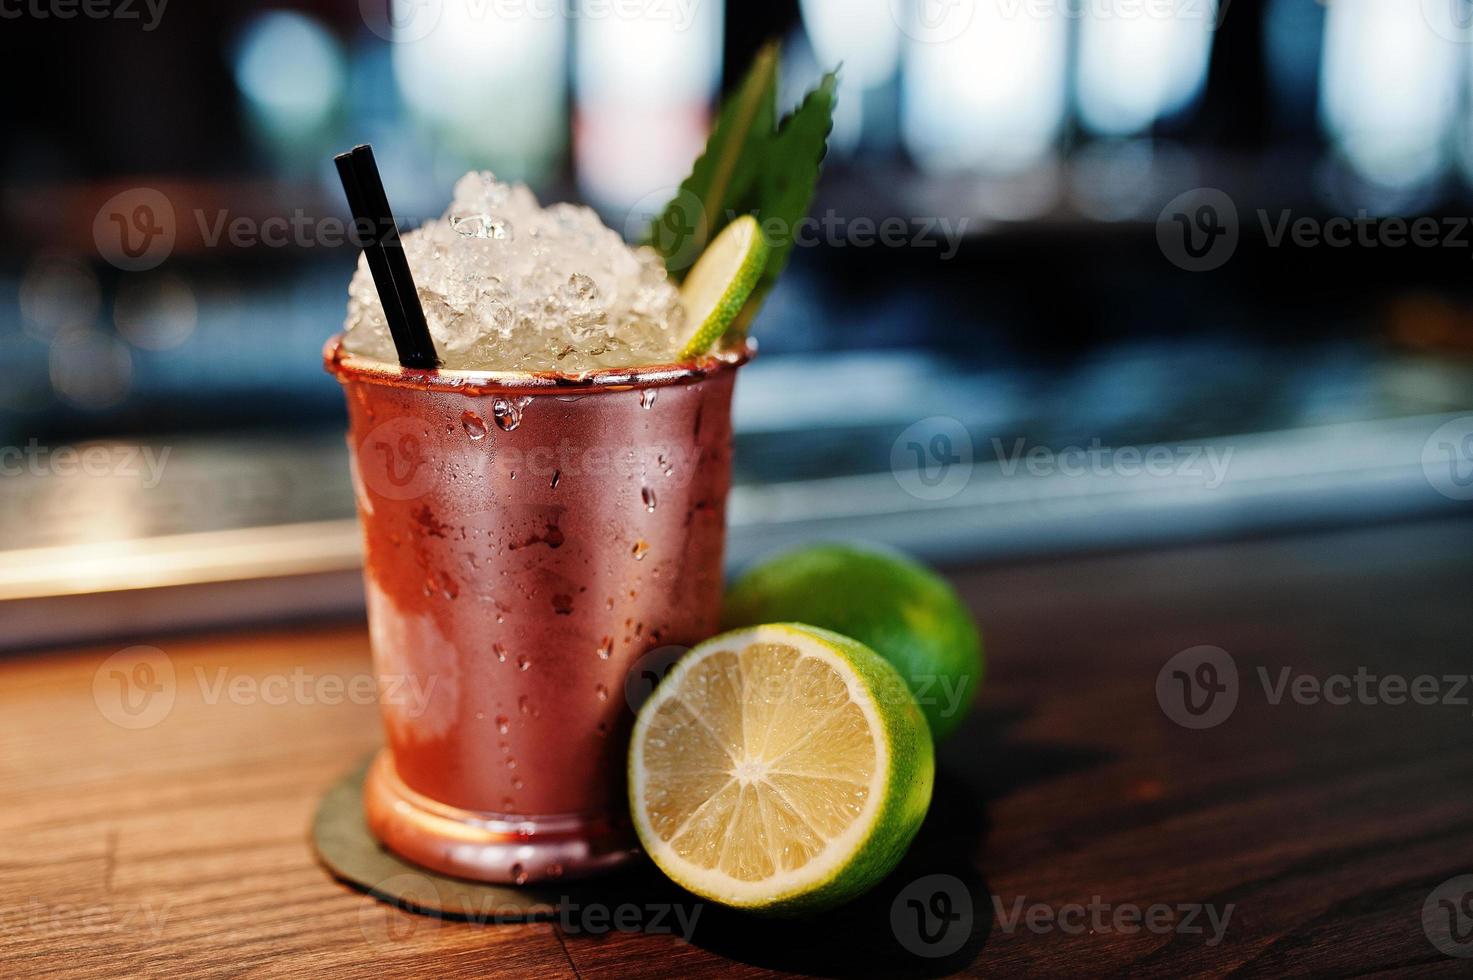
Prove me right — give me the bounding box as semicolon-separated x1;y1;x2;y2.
362;751;638;883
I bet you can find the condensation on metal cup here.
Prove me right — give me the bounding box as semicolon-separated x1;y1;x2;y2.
324;336;749;884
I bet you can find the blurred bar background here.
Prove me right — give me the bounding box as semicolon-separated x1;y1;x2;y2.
2;0;1472;646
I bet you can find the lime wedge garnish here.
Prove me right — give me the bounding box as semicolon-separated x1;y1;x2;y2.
628;623;934;914
676;215;769;360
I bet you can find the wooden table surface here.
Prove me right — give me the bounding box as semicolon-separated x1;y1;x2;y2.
3;517;1472;978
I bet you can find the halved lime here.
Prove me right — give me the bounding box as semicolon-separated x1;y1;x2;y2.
628;623;934;914
676;215;768;360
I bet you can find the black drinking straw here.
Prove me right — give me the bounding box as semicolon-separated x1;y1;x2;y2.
334;145;439;370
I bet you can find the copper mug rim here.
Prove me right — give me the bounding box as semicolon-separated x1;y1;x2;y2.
323;334;754;396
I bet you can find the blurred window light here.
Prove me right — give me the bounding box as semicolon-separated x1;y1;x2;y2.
1070;139;1198;221
573;0;723;215
1075;1;1216;137
19;253;99;341
115;274;198;352
801;0;902;88
901;0;1068;174
392;2;568;182
49;327;133;411
231;12;345;136
1320;0;1460;188
800;0;902;152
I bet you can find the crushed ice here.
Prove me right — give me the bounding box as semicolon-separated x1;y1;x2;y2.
343;172;685;372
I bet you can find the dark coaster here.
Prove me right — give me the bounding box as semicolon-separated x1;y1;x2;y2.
311;756;562;922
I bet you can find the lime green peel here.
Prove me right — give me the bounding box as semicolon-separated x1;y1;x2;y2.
675;215;768;360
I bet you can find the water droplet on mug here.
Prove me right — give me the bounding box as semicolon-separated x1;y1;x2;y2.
462;411;487;440
631;540;649;560
493;643;507;663
641;487;657;512
595;684;608;701
495;715;510;734
492;397;526;432
640;389;657;410
516;655;531;671
597;636;613;659
511;863;528;885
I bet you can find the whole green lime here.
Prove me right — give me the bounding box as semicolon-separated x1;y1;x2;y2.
722;543;983;740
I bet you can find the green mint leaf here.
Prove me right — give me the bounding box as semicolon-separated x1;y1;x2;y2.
647;43;837;343
646;41;780;277
731;69;839;340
